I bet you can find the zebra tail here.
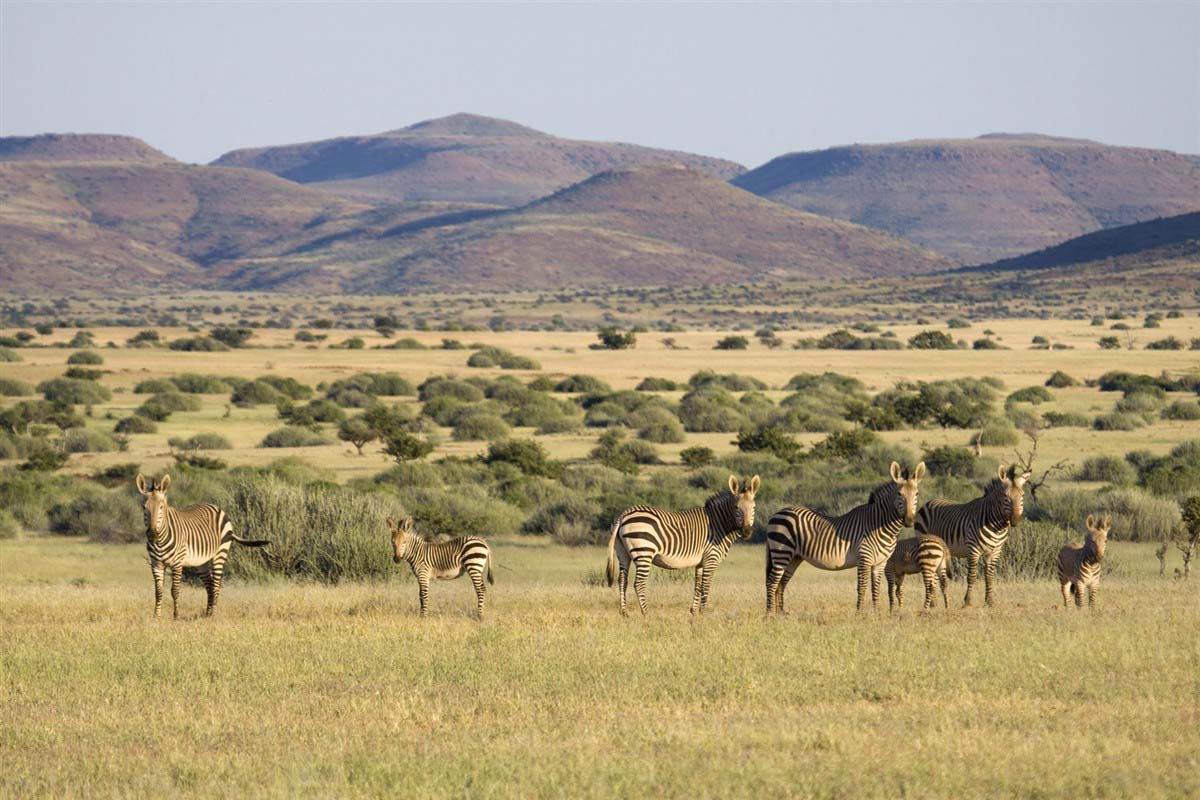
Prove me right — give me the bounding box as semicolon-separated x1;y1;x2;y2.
605;515;620;587
229;533;270;548
487;552;495;585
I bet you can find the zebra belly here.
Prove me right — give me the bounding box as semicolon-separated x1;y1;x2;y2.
433;565;465;581
802;551;859;571
653;551;702;570
181;547;217;568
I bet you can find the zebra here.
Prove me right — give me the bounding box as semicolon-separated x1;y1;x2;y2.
605;475;760;616
914;463;1031;607
387;516;494;618
136;473;269;618
1057;514;1110;609
765;462;925;613
885;534;953;611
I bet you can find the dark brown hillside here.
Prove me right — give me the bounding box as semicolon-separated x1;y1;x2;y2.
211;113;746;206
213;166;955;292
733;135;1200;264
0;133;176;164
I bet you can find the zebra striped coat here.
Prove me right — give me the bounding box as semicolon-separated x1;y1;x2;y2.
1058;514;1109;608
914;464;1030;607
136;473;269;618
605;475;759;616
388;516;493;618
766;462;925;613
886;534;952;610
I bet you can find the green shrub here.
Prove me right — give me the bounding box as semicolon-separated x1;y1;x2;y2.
381;431;434;463
114;416;157;434
419;377;485;403
713;335;749;350
908;330;956;349
1115;391;1164;419
467;346;539;370
382;337;427;350
978;420;1022;447
689;371;767;391
257;376;312;400
48;490;142;543
1098;336;1121;350
260;426;331;448
808;428;879;461
583;400;629;428
63;367;105;381
1007;386;1053;405
677;387;747;432
591;429;656;474
947;317;971;329
231;380;282;406
636;377;682;391
972;338;1002;350
1042;411;1091;428
628;405;685;443
133;378;177;394
484;439;559;478
278;398;346;429
0;509;19;539
1045;371;1077;388
736;426;804;463
134;400;172;422
169;336;230;352
126;330;160;346
93;463;142;487
554;374;611;394
1163;400;1200;421
680;446;715;469
1075;456;1136;486
38;378;111;405
151;392;204;413
388;484;522;539
62;428;119;453
1146;336;1185;350
66;350;103;365
522;495;604;545
452;413;511;441
995;521;1072;580
170;374;232;394
0;377;32;397
0;347;23;362
1093;412;1146;431
168;432;232;451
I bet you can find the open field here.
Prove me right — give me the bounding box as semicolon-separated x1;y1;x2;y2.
1;536;1197;798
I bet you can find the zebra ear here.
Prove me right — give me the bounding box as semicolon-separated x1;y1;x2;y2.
913;462;926;481
135;473;147;495
749;475;760;494
401;516;414;533
728;475;739;495
385;517;396;531
890;462;903;482
997;463;1008;482
158;474;171;492
1086;514;1097;530
1102;514;1113;530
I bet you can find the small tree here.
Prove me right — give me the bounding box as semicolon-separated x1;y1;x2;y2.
381;431;433;463
714;335;749;350
1098;336;1121;350
210;326;254;348
338;417;377;455
680;446;715;469
1175;496;1200;580
908;330;956;350
595;326;637;350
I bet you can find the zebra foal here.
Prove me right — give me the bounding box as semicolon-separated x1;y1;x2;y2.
885;534;953;611
766;462;925;613
1057;514;1109;609
605;475;760;616
914;464;1030;607
387;516;494;618
136;473;269;618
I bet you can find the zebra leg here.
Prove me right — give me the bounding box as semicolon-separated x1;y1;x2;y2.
892;573;904;609
939;571;949;609
699;559;716;611
690;565;704;615
468;567;486;619
618;564;629;617
870;565;884;610
923;569;936;610
151;562;165;618
633;557;651;616
765;556;783;615
856;564;871;611
776;558;801;614
417;571;431;618
170;565;183;619
1088;584;1097;609
206;551;228;616
1074;581;1083;609
964;553;980;607
983;554;999;607
1060;581;1071;608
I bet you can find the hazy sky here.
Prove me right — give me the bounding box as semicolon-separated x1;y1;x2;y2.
2;2;1197;167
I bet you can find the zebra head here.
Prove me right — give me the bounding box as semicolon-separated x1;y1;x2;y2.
727;474;761;537
998;464;1032;525
135;473;171;537
387;516;416;562
888;461;926;527
1086;513;1112;558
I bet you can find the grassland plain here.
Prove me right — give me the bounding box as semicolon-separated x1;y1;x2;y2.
1;537;1196;799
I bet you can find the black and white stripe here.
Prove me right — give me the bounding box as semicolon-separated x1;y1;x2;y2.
1057;514;1109;608
136;473;269;618
765;462;925;613
886;534;953;610
914;464;1030;607
388;516;494;618
605;475;760;616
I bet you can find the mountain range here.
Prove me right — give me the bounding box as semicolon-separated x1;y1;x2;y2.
0;115;1197;293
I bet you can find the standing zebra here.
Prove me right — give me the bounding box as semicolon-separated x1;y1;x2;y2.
766;462;925;613
605;475;760;616
885;534;953;610
1057;514;1110;609
387;516;494;618
914;464;1030;607
136;473;269;618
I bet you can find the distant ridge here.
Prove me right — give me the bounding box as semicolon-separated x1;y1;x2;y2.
0;133;176;164
733;134;1200;264
973;211;1200;272
211;112;746;206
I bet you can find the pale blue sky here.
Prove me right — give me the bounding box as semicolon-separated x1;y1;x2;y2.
2;2;1197;167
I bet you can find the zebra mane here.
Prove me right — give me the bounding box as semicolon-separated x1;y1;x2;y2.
867;481;899;506
703;490;736;513
983;478;1007;496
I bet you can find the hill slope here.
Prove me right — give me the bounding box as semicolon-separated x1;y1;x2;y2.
0;133;176;164
211;113;746;206
211;166;955;292
974;211;1200;272
0;161;368;291
733;134;1200;264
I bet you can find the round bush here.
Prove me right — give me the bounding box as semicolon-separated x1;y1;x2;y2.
62;428;119;453
38;378;112;405
48;491;142;543
629;405;685;443
260;426;332;448
452;413;512;442
0;377;32;397
1093;412;1146;431
636;377;681;392
231;380;282;406
1007;386;1053;405
0;347;22;362
978;420;1021;447
114;415;157;434
135;400;172;422
554;375;612;394
66;350;103;366
1162;400;1200;421
150;392;203;413
584;401;629;428
1045;371;1077;388
1075;455;1136;485
170;374;232;394
419;378;485;403
168;432;232;451
133;378;176;394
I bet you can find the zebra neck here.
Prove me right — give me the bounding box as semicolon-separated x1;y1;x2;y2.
406;537;429;563
984;499;1010;531
1084;537;1104;563
706;498;738;540
147;507;176;551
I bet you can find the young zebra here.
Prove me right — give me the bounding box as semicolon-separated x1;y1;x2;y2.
914;464;1030;607
605;475;760;616
387;516;494;618
1057;514;1110;609
766;462;925;613
136;473;269;618
885;534;953;611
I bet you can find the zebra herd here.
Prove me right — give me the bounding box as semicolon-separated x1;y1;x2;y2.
134;465;1110;619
